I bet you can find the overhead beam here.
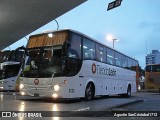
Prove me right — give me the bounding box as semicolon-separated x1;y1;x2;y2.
0;0;86;49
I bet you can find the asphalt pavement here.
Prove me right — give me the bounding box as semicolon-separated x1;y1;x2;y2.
0;91;160;120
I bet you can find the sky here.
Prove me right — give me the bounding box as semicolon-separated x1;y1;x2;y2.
5;0;160;69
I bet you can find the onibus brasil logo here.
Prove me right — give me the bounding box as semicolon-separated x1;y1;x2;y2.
92;63;116;76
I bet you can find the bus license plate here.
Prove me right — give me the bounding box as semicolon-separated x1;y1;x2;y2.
34;93;39;97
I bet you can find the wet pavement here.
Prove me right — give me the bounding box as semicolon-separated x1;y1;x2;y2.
0;92;142;111
110;91;160;111
0;91;160;120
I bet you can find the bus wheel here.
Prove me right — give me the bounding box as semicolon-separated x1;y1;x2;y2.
126;85;131;97
85;83;94;101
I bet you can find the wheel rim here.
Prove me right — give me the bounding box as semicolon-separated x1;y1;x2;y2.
128;87;131;96
85;84;92;100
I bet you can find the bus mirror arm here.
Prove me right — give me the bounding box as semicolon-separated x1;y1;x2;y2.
61;56;69;74
63;56;69;65
62;57;73;71
62;41;71;56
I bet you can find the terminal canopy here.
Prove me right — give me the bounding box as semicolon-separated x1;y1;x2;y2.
0;0;86;50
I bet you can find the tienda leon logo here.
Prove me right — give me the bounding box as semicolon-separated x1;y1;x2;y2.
34;79;39;85
91;64;117;76
92;63;96;74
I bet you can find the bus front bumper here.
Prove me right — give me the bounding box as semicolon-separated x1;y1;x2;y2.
19;88;66;99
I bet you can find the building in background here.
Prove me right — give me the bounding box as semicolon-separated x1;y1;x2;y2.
146;50;160;65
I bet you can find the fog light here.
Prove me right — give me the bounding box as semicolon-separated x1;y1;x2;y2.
52;93;58;98
21;92;25;95
54;85;60;91
20;84;24;89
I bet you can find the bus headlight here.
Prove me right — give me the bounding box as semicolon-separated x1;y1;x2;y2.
20;84;24;89
0;87;3;89
54;85;60;91
138;85;141;90
21;92;25;95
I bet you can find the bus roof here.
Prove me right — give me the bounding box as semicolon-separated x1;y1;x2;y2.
29;29;139;63
1;61;20;66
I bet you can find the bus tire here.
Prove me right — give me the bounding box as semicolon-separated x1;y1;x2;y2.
126;85;131;97
85;83;94;101
121;85;131;98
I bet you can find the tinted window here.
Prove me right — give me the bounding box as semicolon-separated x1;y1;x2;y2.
121;55;128;68
5;64;21;78
115;52;122;67
83;38;95;60
96;44;106;62
146;66;151;72
152;65;160;72
69;33;82;59
0;70;5;79
128;58;133;70
107;48;115;65
15;51;24;62
132;60;137;71
0;51;11;62
0;52;3;62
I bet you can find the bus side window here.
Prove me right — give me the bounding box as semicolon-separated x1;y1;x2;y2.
68;49;79;59
83;38;95;60
115;52;122;67
5;65;21;78
106;48;115;65
152;65;160;72
156;65;160;72
15;51;24;62
96;44;106;63
157;68;160;72
121;55;128;68
128;58;133;70
146;66;151;72
69;32;82;60
132;60;137;71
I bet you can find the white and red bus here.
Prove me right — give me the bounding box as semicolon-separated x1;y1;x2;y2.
19;29;139;100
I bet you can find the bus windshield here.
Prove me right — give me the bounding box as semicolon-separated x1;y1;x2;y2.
0;51;11;63
23;46;64;78
146;65;160;72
